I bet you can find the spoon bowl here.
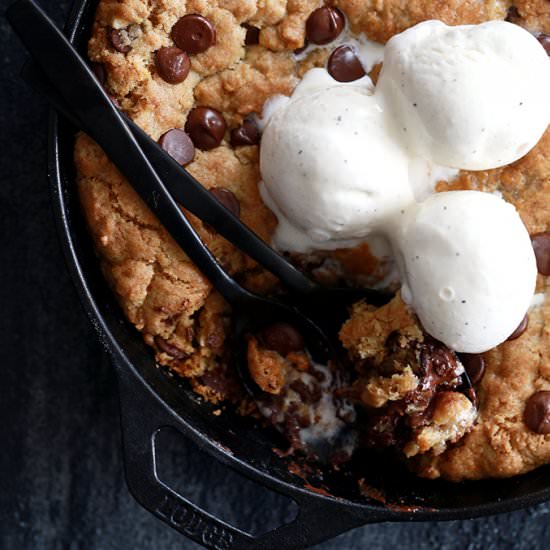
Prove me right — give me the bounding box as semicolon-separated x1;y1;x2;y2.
231;291;358;463
232;292;337;399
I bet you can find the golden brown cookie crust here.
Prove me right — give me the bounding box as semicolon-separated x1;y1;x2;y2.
76;0;550;478
415;282;550;480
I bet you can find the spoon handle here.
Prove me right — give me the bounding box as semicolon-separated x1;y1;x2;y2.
7;0;254;306
8;0;319;297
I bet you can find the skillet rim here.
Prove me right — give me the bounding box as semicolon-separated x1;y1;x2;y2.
45;0;550;535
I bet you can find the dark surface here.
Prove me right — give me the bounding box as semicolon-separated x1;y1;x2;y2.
1;1;550;548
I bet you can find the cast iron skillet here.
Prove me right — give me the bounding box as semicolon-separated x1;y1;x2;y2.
48;0;550;547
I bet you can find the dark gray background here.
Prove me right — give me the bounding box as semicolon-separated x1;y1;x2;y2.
1;1;549;548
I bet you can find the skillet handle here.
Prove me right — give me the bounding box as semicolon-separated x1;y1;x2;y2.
115;363;383;549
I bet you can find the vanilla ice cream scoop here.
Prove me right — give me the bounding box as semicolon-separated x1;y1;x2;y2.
392;191;537;353
260;71;413;252
377;20;550;170
258;20;544;354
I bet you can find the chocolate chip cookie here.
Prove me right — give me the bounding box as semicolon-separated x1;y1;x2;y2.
75;0;550;480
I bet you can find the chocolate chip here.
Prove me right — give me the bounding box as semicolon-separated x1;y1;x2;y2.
185;107;226;150
305;6;345;45
407;407;433;430
532;233;550;275
362;402;404;448
290;379;322;403
419;341;460;390
283;415;305;445
172;14;216;55
294;413;313;429
312;368;326;383
109;95;121;109
91;62;106;85
230;120;260;147
109;27;132;53
158;129;195;166
524;391;550;434
404;387;432;412
209;188;240;218
199;366;244;401
154;335;188;359
243;24;260;45
507;314;529;341
155;47;190;84
537;33;550;56
261;323;305;356
294;40;309;55
459;353;486;385
327;45;366;82
505;6;520;23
